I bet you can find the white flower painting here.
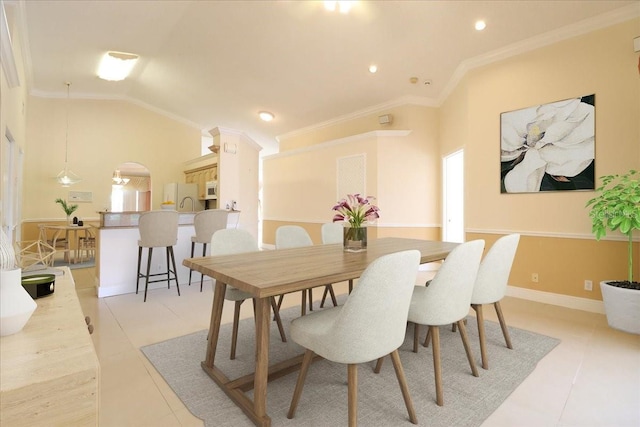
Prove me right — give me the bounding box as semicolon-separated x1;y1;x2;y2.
501;95;595;193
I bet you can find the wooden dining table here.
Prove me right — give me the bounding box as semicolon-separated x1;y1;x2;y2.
183;237;459;427
41;224;93;264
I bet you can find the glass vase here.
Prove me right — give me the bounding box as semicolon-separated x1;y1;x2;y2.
343;226;367;252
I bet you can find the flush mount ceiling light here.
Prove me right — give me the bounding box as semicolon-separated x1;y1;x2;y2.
324;1;355;14
98;51;139;81
369;64;378;73
259;111;274;122
56;82;81;187
475;20;486;31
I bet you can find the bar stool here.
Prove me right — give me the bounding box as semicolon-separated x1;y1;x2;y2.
188;209;230;291
136;210;180;302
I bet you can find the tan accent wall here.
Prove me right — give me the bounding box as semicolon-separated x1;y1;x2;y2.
24;97;201;222
265;18;640;302
441;19;640;297
468;232;640;300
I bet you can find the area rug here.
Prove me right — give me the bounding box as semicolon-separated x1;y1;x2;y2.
141;302;560;427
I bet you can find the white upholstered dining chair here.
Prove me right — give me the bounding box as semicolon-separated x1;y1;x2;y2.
287;250;421;426
210;228;286;359
319;222;342;307
275;225;336;315
404;239;485;406
470;233;520;369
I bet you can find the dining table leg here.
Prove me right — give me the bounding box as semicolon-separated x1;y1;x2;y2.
204;281;227;367
254;296;271;425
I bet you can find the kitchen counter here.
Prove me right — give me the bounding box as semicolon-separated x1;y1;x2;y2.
95;210;240;297
98;210;200;228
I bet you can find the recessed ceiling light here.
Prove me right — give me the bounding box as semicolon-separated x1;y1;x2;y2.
475;20;486;31
369;64;378;73
98;51;139;81
259;111;274;122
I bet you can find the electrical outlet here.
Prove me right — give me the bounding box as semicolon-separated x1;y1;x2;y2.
584;280;593;291
531;273;539;283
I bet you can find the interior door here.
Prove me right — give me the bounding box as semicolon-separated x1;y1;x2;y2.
443;149;464;243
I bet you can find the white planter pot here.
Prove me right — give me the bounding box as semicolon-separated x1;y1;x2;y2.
600;280;640;335
0;268;37;336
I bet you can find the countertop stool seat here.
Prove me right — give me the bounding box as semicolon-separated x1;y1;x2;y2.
136;210;180;302
188;210;231;291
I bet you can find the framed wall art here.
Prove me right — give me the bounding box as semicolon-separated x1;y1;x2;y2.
500;94;595;193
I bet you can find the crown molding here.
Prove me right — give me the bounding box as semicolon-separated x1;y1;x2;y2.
437;3;640;105
264;130;412;160
277;95;436;142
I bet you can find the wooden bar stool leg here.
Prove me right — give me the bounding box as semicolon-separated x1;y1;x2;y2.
413;323;420;353
423;327;431;348
373;356;384;373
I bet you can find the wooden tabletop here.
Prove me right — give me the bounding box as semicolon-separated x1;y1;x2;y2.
183;237;458;299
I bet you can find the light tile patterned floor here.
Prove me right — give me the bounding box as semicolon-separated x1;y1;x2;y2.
72;268;640;427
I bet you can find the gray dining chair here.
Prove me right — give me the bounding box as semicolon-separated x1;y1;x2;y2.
381;239;484;406
469;233;520;369
210;228;287;359
275;225;336;315
287;250;421;426
136;210;181;302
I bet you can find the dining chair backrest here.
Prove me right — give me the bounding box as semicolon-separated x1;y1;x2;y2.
410;240;485;326
275;225;312;249
193;210;230;244
210;228;259;255
321;222;343;244
138;211;179;248
321;250;421;364
472;234;520;305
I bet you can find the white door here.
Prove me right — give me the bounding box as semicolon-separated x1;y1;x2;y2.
443;150;464;243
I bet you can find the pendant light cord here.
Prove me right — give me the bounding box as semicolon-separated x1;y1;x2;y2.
64;82;70;165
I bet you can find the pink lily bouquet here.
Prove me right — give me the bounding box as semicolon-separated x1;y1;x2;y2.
332;194;380;228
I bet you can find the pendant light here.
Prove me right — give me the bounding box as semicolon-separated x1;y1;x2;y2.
56;82;81;187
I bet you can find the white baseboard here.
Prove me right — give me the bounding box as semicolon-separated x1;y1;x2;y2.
506;285;605;314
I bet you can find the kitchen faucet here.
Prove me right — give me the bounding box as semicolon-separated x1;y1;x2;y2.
179;196;195;211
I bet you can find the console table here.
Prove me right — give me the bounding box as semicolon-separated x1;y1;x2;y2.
0;267;99;425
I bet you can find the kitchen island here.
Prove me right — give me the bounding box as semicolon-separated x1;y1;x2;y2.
95;210;239;298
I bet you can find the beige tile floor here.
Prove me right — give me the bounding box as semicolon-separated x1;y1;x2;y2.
73;268;640;427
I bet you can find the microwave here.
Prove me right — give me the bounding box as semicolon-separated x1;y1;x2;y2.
205;181;218;200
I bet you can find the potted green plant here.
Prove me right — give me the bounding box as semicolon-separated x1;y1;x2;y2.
586;169;640;334
55;198;79;224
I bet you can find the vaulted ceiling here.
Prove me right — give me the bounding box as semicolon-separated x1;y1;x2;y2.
11;0;639;154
